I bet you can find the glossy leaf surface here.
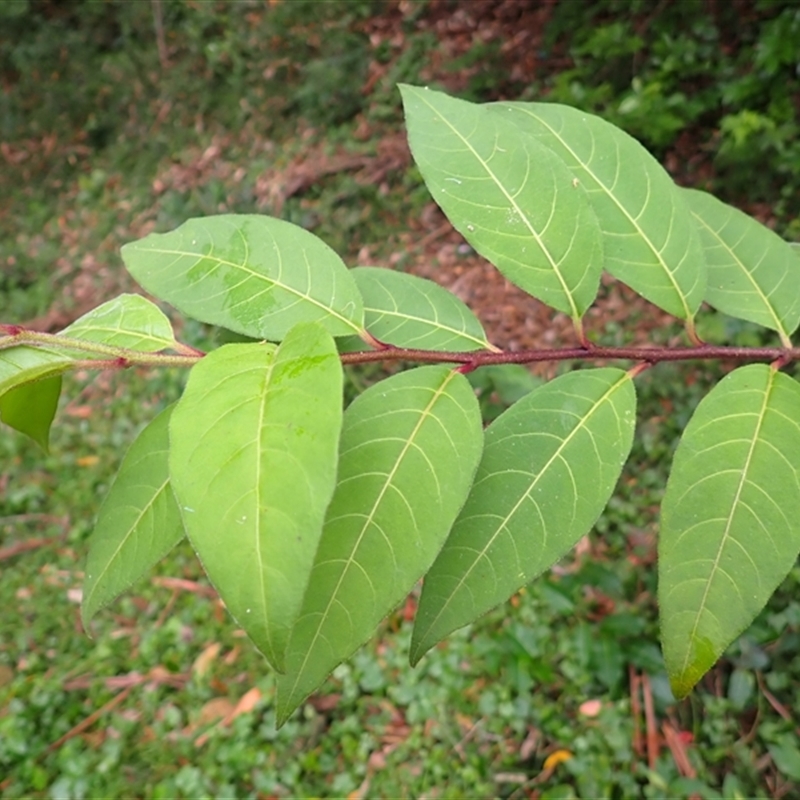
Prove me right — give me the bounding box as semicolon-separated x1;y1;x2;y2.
400;85;603;319
411;368;636;663
61;294;175;351
122;214;364;340
660;365;800;698
276;365;483;724
0;375;61;452
82;405;184;626
352;267;494;351
682;188;800;345
492;101;707;320
169;325;343;672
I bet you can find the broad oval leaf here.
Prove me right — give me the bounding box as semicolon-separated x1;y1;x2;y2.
659;364;800;698
682;188;800;345
492;102;707;321
352;266;495;351
410;367;637;664
61;294;176;352
0;345;72;396
0;375;61;452
122;214;365;341
169;325;343;672
275;365;483;725
82;404;184;627
400;85;603;320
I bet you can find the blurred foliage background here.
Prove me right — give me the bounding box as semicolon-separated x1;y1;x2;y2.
2;1;799;798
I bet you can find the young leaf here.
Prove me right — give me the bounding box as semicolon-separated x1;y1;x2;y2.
0;375;61;452
121;214;365;341
492;102;707;321
682;188;800;346
659;364;800;698
81;404;184;627
169;325;343;672
275;365;483;725
0;346;72;396
410;367;637;664
400;85;603;321
60;293;176;352
352;267;495;351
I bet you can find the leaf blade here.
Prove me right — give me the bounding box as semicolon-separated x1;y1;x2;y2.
122;214;364;340
169;325;343;672
275;365;483;724
82;404;184;626
492;102;707;320
682;188;800;343
352;266;494;351
411;367;637;663
61;294;176;352
659;364;800;698
0;375;61;452
400;85;603;319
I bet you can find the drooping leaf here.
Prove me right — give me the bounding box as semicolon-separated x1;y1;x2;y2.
81;404;184;627
0;375;61;452
0;346;72;396
276;365;483;724
410;367;636;664
61;294;176;352
352;267;495;351
682;188;800;345
659;364;800;698
400;85;603;320
491;101;707;321
169;324;343;672
122;214;365;341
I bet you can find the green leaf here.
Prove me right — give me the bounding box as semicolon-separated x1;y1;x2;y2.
169;325;343;672
352;267;495;351
0;375;61;452
81;404;184;627
0;346;72;396
659;364;800;698
410;367;636;664
60;294;175;352
276;365;483;724
121;214;364;341
682;188;800;345
492;102;707;321
400;85;603;320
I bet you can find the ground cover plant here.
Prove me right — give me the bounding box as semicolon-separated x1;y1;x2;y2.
3;2;800;797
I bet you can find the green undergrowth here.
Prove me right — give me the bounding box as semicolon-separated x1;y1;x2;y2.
2;361;799;798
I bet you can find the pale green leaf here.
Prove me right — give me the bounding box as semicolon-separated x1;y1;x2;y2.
659;364;800;698
169;325;343;672
122;214;364;340
352;267;494;351
411;368;636;664
400;85;603;320
276;365;483;724
0;346;72;396
492;101;707;320
61;294;175;352
82;404;184;626
682;188;800;345
0;375;61;452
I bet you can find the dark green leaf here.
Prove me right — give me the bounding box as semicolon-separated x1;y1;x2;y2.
0;375;61;452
